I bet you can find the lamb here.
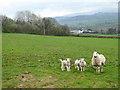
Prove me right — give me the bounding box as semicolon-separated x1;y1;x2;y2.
79;58;87;72
74;59;80;71
92;51;106;73
60;58;71;71
74;58;86;72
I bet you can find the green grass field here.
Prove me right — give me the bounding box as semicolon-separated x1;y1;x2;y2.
2;33;118;88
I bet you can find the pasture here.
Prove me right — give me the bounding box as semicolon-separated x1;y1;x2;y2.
2;33;118;88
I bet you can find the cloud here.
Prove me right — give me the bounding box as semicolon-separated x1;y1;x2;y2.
77;7;97;13
36;8;74;17
0;0;118;18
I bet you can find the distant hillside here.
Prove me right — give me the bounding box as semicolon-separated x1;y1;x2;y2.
55;12;118;31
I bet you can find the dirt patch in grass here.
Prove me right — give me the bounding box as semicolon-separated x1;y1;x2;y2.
16;73;57;88
16;73;35;88
39;76;58;88
43;84;55;88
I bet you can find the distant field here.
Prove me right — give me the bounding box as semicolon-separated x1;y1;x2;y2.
2;33;118;88
72;33;120;37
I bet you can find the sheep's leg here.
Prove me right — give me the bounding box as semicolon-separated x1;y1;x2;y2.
77;66;79;71
66;66;70;71
98;67;100;73
101;66;103;72
83;67;85;71
96;66;98;72
68;66;71;71
83;67;84;71
61;65;64;71
66;66;68;71
80;67;82;72
96;66;100;72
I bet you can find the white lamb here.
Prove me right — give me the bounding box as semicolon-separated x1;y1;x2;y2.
74;59;80;70
92;51;106;73
74;58;86;72
60;58;71;71
79;58;87;72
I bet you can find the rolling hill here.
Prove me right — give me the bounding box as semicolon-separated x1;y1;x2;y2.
55;12;118;31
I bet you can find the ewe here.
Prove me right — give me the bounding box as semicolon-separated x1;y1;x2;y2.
92;51;106;73
60;58;71;71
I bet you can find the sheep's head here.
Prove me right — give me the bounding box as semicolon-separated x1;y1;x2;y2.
66;58;70;62
76;59;80;63
80;58;85;63
75;59;78;62
93;51;98;58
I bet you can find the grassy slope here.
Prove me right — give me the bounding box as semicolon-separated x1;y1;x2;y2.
2;33;118;88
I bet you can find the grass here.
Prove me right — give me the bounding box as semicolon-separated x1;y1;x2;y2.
2;33;118;88
0;33;2;89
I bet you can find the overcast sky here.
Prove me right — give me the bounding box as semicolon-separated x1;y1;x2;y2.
0;0;119;18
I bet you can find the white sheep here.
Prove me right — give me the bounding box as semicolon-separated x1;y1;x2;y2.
74;59;80;71
60;58;71;71
79;58;87;72
92;51;106;73
74;58;86;72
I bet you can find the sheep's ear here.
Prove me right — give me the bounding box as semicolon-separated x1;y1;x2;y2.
59;59;62;62
68;58;70;60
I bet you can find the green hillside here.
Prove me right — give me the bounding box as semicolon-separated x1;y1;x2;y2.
55;12;118;30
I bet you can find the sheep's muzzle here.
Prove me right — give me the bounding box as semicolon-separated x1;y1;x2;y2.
94;56;97;58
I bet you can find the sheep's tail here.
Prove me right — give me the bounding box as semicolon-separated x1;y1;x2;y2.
59;59;62;62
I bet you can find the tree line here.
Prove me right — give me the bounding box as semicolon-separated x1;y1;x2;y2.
1;10;70;36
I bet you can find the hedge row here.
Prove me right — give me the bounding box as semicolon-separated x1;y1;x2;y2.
71;34;120;39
